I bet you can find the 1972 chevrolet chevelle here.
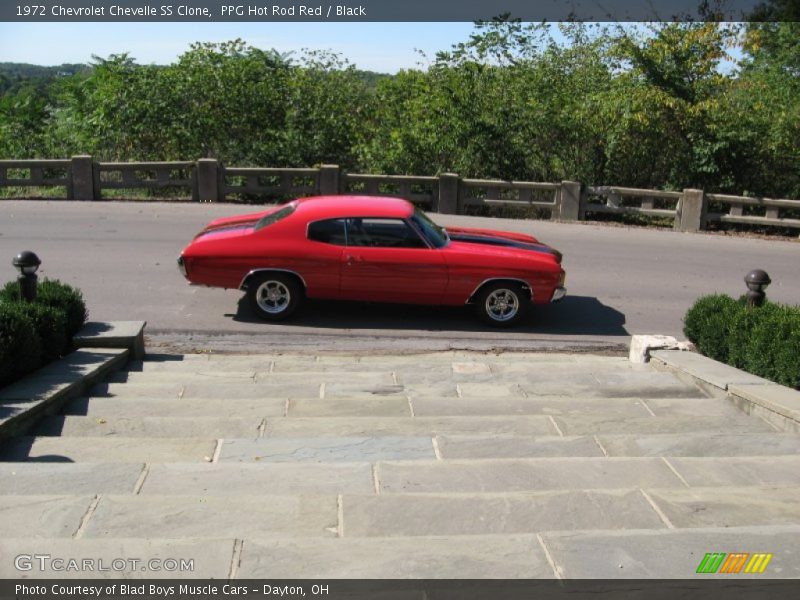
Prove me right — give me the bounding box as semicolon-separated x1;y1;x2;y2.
178;196;566;327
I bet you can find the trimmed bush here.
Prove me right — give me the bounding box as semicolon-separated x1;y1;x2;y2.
0;303;42;386
1;278;87;336
682;294;743;363
23;303;69;363
684;295;800;389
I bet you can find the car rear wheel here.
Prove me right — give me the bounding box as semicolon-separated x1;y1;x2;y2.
247;274;303;321
475;282;528;327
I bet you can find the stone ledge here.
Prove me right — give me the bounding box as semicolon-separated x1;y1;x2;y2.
650;349;800;432
0;347;129;442
74;321;146;360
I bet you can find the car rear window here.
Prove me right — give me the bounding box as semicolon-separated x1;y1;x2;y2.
254;203;296;231
308;219;347;245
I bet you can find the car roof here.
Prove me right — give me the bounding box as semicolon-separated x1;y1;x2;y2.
292;195;415;220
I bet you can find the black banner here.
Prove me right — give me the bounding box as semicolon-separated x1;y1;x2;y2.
1;0;776;22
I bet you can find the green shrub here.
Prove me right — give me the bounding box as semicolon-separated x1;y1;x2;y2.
23;303;69;363
684;294;800;390
683;294;743;363
1;278;88;336
0;303;42;386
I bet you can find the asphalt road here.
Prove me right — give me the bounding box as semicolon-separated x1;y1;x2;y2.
0;200;797;351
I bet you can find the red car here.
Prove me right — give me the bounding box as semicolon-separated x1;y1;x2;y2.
178;196;566;327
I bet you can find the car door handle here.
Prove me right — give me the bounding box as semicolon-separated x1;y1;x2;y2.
345;255;365;264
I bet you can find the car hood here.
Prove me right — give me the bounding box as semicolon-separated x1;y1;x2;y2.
445;227;561;263
444;226;540;244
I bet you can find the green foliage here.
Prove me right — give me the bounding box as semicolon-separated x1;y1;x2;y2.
683;294;743;363
0;303;42;386
0;278;87;336
1;25;798;199
23;303;69;363
684;294;800;389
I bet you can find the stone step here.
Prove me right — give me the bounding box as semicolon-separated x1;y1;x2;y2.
237;534;551;578
436;432;800;459
553;415;774;435
34;416;264;438
89;381;322;399
80;494;339;540
375;456;800;493
263;416;557;437
540;524;800;578
63;396;286;418
0;537;233;578
109;370;397;385
218;436;436;463
0;436;216;463
0;463;145;495
597;432;800;457
260;414;768;438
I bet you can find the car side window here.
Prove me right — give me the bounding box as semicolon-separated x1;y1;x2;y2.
346;218;427;248
308;219;347;245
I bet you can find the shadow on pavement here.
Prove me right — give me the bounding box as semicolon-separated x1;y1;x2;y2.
229;294;628;337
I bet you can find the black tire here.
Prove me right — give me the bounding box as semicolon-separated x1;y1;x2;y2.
474;282;529;327
246;273;303;321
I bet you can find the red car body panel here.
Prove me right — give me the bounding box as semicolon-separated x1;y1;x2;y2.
180;196;565;306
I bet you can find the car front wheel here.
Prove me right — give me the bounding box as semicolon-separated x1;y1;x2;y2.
247;274;303;321
475;282;529;327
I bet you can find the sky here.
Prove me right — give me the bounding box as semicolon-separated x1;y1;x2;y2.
0;22;483;72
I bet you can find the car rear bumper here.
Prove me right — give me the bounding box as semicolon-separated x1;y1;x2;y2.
551;287;567;302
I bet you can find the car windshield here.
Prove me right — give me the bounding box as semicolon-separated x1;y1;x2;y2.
411;208;449;249
254;203;296;231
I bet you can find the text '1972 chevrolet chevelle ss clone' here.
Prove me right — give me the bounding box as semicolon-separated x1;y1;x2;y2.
178;196;566;327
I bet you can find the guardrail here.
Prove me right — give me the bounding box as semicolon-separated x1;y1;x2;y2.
2;155;799;233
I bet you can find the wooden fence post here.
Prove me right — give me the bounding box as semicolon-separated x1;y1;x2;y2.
438;173;460;214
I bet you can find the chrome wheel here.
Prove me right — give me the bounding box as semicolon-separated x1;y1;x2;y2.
485;288;520;322
255;280;291;314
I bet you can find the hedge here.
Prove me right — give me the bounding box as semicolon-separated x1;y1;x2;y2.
684;295;800;389
0;278;88;387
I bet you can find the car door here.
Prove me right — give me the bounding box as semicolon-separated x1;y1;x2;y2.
301;218;347;299
340;217;448;304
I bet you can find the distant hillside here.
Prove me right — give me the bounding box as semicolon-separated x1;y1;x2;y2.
0;62;90;95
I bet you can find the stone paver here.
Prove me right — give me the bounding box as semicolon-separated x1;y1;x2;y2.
650;350;768;390
141;463;375;495
598;433;800;457
265;416;557;437
436;435;603;459
238;535;552;578
554;415;774;436
377;458;684;493
219;436;435;463
411;396;652;417
35;416;263;438
0;463;143;495
84;494;338;538
645;486;800;528
0;436;216;463
0;538;234;578
342;489;665;536
288;398;411;417
667;456;800;487
729;383;800;419
63;396;286;418
644;397;745;417
541;525;800;578
0;495;93;538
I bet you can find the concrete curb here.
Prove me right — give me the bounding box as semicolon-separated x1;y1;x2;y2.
649;349;800;433
0;321;145;442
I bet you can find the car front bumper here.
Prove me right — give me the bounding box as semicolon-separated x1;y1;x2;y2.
551;287;567;302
